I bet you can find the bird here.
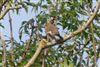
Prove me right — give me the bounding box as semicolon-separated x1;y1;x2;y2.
45;17;63;43
43;17;63;65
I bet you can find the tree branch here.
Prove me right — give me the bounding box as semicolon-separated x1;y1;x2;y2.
90;23;97;67
44;0;100;49
0;5;21;20
24;39;48;67
24;0;100;66
86;2;98;67
8;12;15;66
0;31;6;67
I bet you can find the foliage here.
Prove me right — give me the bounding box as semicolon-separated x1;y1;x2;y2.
0;0;100;67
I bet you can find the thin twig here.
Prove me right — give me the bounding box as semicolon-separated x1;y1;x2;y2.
90;23;97;67
86;4;98;67
0;31;6;67
18;24;34;64
42;55;45;67
96;45;100;62
22;26;34;58
8;12;15;65
79;44;83;67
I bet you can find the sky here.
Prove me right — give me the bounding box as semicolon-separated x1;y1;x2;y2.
2;7;35;41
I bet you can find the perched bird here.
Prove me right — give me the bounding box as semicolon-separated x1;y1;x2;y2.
45;17;63;43
43;17;63;66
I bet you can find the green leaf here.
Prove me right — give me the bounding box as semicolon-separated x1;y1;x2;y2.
0;23;4;28
50;10;58;17
63;58;68;67
47;0;52;4
68;63;74;67
73;55;77;65
42;5;47;8
21;3;28;13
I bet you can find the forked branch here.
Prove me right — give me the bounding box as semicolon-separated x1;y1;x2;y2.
24;0;100;67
